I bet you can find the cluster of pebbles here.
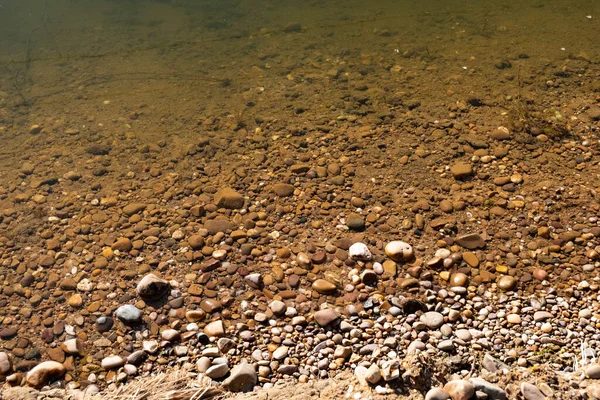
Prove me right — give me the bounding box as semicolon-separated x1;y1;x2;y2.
3;190;600;400
1;25;600;398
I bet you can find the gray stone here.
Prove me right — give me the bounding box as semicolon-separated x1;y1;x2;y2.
272;346;289;360
470;377;507;400
269;300;286;315
222;360;257;392
0;352;12;375
482;353;510;373
520;383;546;400
115;305;142;324
421;311;444;329
437;339;455;352
365;364;381;384
206;363;230;379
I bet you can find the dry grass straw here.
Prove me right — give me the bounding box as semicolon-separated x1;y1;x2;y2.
96;369;223;400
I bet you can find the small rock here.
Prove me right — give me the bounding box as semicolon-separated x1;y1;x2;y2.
25;361;66;388
425;388;450;400
585;363;600;379
95;316;114;333
61;339;83;356
455;233;485;249
312;279;337;294
533;311;553;322
349;242;372;260
161;329;181;342
313;309;340;326
272;346;289;360
450;163;473;179
385;241;414;262
204;321;225;337
136;274;170;300
470;377;507;400
0;352;11;375
421;311;444;329
498;276;517;291
272;183;294;197
490;127;510;140
507;314;522;324
214;187;244;209
115;305;142;325
520;383;546;400
444;380;475;400
222;360;257;392
365;364;381;385
206;363;230;380
102;355;125;369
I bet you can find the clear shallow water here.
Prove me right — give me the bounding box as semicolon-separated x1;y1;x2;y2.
0;0;598;146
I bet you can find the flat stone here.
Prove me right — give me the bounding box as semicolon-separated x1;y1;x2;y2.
444;379;475;400
450;163;473;179
272;346;289;360
222;360;257;392
507;314;522;324
425;388;450;400
214;188;244;209
161;329;181;342
61;339;83;356
115;305;142;324
520;383;545;400
111;238;132;252
204;321;225;337
314;309;340;326
136;274;170;300
421;311;444;329
312;279;337;294
463;252;479;267
438;340;455;352
204;220;234;234
272;183;294;197
25;361;66;388
498;276;517;291
455;329;472;341
200;299;223;313
101;355;125;369
482;353;510;373
122;203;146;216
455;233;485;249
0;328;17;339
533;311;553;322
206;363;230;379
585;363;600;379
470;377;507;400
